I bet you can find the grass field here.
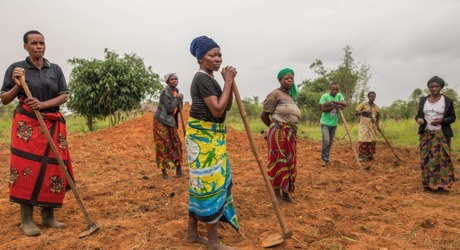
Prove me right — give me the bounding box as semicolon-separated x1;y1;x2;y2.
0;114;111;145
226;115;460;152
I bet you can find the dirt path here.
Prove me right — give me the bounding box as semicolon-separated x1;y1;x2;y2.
1;105;459;249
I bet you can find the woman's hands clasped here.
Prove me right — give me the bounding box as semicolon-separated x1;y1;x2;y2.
221;66;237;83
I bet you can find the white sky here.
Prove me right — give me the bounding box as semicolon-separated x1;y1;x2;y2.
1;0;459;106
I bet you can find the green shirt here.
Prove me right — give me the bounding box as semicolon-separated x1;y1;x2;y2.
319;93;344;126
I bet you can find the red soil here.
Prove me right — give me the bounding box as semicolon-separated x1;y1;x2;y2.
1;104;459;249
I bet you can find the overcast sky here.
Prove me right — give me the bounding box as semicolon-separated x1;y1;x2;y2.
1;0;459;106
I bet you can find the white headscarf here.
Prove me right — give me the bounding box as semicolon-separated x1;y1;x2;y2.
164;72;178;84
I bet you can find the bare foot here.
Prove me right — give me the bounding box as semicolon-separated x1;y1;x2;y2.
184;234;208;244
20;222;41;236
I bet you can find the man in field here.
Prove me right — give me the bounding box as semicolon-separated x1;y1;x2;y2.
1;30;73;236
319;82;346;166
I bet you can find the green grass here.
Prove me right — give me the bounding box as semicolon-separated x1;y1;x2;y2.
65;115;111;134
1;111;460;153
0;114;12;145
0;114;112;146
225;116;460;152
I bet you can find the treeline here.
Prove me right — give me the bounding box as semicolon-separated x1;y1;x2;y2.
4;46;452;131
229;46;369;123
380;87;459;120
227;46;459;123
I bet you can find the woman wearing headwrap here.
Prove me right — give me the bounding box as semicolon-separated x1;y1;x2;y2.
184;36;239;249
416;75;456;191
260;68;301;203
355;91;380;161
153;72;184;179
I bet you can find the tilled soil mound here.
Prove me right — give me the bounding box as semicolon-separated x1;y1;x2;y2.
1;105;460;249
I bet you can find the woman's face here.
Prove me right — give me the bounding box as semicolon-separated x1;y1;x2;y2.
24;33;46;59
200;48;222;72
167;76;178;88
279;73;294;90
428;82;442;95
368;93;376;102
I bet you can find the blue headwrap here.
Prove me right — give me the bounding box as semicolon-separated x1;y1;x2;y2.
190;36;220;59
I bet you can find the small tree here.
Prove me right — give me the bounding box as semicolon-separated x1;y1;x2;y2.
298;46;371;123
67;49;162;130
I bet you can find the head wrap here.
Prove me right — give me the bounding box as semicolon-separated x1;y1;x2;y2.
190;36;220;59
164;72;178;84
277;68;298;101
427;75;445;88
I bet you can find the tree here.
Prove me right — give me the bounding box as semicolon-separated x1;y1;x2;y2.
380;84;460;120
67;49;162;130
401;88;423;119
227;95;262;120
298;46;371;122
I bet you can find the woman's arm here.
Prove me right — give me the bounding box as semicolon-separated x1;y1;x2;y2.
226;90;234;111
1;67;23;105
161;90;181;115
0;85;21;105
415;97;425;124
261;111;271;127
203;66;236;118
442;99;456;125
24;93;69;111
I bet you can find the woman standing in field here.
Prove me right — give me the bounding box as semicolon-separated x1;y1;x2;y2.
1;30;72;236
184;35;239;250
355;91;380;161
260;68;301;203
153;72;184;180
416;76;456;191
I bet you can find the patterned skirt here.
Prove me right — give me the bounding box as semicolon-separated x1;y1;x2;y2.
419;129;455;190
358;142;376;160
266;121;297;192
185;118;239;232
153;119;182;170
9;103;74;208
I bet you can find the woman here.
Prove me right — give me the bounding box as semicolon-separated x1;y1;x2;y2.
260;68;301;203
1;30;72;236
355;91;380;161
416;76;456;191
153;72;184;179
184;36;238;250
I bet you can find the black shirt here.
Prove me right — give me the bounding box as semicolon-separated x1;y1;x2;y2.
1;57;69;112
189;72;225;123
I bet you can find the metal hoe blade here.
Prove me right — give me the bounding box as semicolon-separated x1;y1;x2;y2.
78;223;100;238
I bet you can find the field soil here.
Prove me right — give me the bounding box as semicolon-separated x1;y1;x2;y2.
1;104;460;250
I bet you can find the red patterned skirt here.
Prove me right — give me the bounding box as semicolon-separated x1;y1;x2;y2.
266;122;297;192
9;104;74;208
153;119;182;170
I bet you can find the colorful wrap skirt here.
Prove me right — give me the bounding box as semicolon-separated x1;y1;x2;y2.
153;119;182;170
419;129;455;190
266;121;297;192
358;117;378;160
358;141;376;160
185;118;239;231
9;103;74;208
